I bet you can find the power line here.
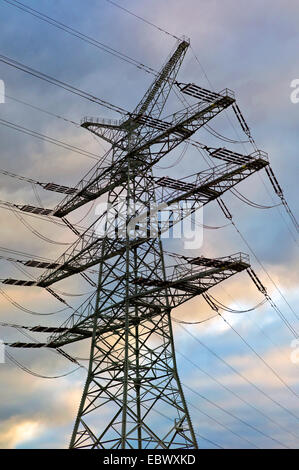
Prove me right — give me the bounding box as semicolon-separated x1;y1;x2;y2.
190;44;298;241
177;350;299;442
217;313;298;398
156;141;189;169
172;297;266;325
183;382;290;449
0;286;68;316
0;117;100;160
210;267;298;339
6;351;82;379
204;122;249;145
173;66;296;231
196;293;297;397
172;313;218;325
0;199;95;239
210;288;297;369
11;208;72;246
0;90;109;154
0;54;128;114
191;142;298;328
185;399;260;449
0;246;53;261
208;295;267;314
104;0;180;41
1;0;158;77
204;290;298;397
258;172;298;245
232;221;298;324
231;103;298;234
1;91;79;127
178;325;299;423
265;165;298;233
231;187;282;210
190;46;214;91
193;432;223;449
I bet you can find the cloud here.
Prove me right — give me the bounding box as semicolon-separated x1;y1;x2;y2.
0;362;84;448
0;417;41;448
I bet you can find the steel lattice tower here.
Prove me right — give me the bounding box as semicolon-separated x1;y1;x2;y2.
71;40;199;449
3;39;269;449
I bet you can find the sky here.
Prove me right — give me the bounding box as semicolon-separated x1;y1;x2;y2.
0;0;298;449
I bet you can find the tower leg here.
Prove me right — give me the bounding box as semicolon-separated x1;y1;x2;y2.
70;307;197;449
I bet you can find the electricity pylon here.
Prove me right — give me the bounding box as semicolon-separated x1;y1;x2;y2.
3;39;269;449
